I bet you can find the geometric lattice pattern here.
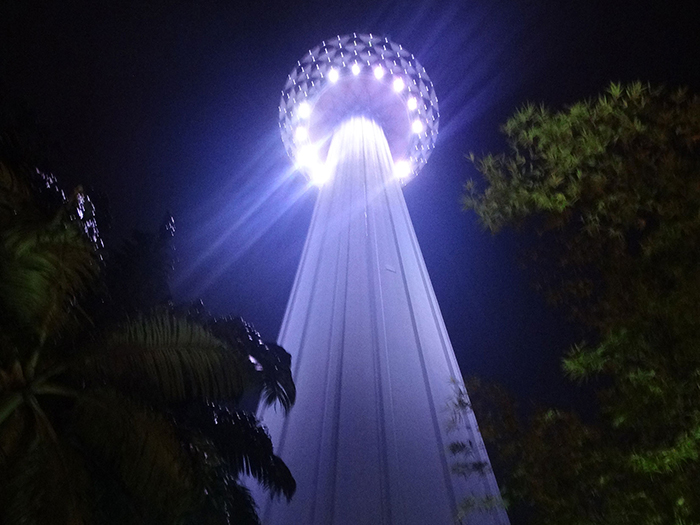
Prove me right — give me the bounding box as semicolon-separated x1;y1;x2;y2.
279;33;439;182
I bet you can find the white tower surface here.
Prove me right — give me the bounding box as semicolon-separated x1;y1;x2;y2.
256;34;509;525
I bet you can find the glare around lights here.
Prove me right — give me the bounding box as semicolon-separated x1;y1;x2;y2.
394;160;411;180
298;102;311;119
309;164;330;186
296;144;318;168
279;34;440;183
295;126;309;141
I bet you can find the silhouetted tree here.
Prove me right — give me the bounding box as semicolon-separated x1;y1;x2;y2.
0;132;295;525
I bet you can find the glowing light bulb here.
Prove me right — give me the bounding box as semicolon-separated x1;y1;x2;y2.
295;126;308;141
297;144;329;186
328;68;339;83
392;77;405;92
373;66;384;79
407;97;418;111
296;145;318;168
310;164;330;186
298;102;311;119
351;63;360;76
394;160;411;180
412;120;423;134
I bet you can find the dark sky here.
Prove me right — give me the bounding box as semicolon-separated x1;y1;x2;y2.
2;0;699;406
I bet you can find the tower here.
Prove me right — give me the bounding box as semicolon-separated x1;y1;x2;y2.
256;34;509;525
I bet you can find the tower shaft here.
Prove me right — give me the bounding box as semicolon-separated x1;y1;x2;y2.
258;117;508;524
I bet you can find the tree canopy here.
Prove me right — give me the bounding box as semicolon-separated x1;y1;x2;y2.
464;83;700;524
0;131;296;525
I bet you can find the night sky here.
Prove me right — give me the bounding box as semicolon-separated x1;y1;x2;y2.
2;0;699;407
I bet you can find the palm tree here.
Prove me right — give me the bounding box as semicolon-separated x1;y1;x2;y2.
0;132;295;524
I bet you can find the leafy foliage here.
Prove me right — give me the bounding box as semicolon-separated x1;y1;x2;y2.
465;84;700;524
446;380;507;524
466;82;700;327
0;132;296;524
205;316;295;414
83;313;249;403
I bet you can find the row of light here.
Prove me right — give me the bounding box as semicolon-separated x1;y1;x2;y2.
293;69;424;145
291;63;425;186
325;63;408;93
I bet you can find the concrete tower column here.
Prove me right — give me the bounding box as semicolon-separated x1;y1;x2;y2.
257;117;509;525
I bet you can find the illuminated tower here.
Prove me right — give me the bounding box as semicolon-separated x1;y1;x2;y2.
256;34;509;525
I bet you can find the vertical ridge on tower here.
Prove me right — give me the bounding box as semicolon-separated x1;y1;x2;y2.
256;108;509;523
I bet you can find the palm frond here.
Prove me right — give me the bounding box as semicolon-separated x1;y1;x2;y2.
207;317;296;413
0;217;98;347
189;478;262;525
222;481;262;525
255;342;296;414
69;388;198;523
185;404;295;501
78;313;249;403
0;160;32;228
0;139;101;345
183;435;262;525
0;403;33;467
0;404;91;525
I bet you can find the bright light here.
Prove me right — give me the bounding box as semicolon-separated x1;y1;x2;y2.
297;145;329;186
294;126;308;141
392;77;405;92
394;160;411;180
328;68;339;83
407;97;418;111
411;120;423;134
373;66;384;79
351;63;361;76
309;165;330;186
296;145;318;168
298;102;311;119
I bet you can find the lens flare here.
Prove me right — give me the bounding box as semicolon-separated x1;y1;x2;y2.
279;34;439;185
294;126;308;141
309;164;330;186
394;160;411;180
298;102;311;119
270;39;506;525
296;144;318;168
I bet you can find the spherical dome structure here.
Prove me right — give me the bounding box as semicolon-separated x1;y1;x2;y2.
279;33;439;184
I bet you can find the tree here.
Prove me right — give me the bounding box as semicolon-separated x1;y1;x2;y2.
446;379;511;523
463;83;700;524
0;131;295;525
